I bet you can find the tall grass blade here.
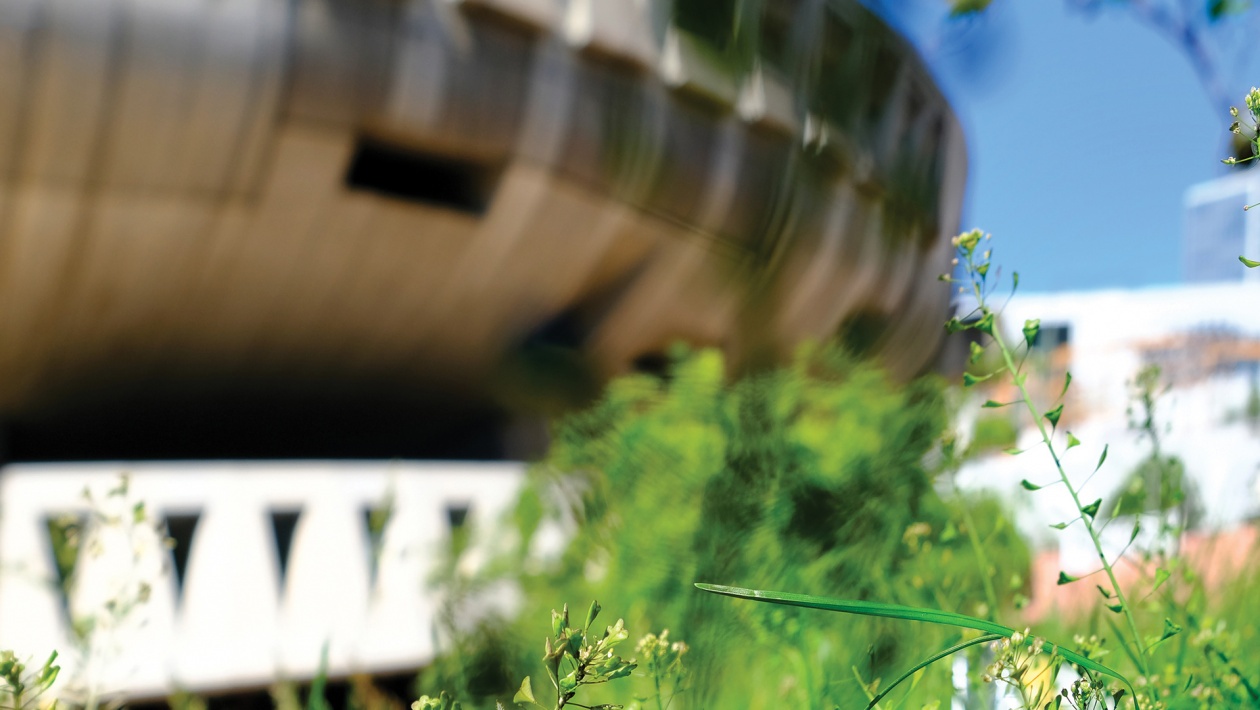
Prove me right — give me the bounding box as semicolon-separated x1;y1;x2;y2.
695;583;1137;702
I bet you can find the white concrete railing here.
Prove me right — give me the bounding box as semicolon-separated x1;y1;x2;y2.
0;461;526;699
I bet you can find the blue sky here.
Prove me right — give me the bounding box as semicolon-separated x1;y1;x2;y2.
872;2;1260;292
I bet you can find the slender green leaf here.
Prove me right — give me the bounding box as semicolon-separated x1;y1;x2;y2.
1022;318;1041;347
694;584;1136;699
1240;255;1260;268
1044;404;1064;429
1020;479;1043;491
1003;447;1024;456
1096;585;1113;599
1094;444;1109;473
1106;601;1124;614
1059;371;1072;399
865;634;1004;709
1082;498;1102;519
1050;522;1070;530
1066;432;1080;449
1057;571;1079;586
982;400;1014;408
963;372;992;387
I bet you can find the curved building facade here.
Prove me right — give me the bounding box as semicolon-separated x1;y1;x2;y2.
0;0;964;457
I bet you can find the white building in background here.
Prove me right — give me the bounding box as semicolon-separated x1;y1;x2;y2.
958;282;1260;565
1184;170;1260;283
0;463;527;701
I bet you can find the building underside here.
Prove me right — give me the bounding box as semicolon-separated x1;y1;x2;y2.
0;0;966;459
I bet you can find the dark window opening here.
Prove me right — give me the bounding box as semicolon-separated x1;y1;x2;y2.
163;512;201;603
673;0;738;53
44;514;86;629
1031;324;1071;350
345;137;502;215
759;0;804;75
446;503;470;530
865;44;901;126
268;510;302;591
362;504;390;589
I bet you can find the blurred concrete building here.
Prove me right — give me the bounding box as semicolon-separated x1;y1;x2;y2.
0;0;966;461
0;0;968;700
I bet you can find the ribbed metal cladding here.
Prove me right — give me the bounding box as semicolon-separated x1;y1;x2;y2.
0;0;966;425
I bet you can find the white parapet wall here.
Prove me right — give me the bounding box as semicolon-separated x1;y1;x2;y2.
0;461;527;700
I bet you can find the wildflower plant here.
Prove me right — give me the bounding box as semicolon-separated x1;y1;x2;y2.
1223;87;1260;265
631;631;687;710
512;601;636;710
0;651;59;710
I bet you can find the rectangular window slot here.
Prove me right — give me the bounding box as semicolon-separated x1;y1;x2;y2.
345;137;503;215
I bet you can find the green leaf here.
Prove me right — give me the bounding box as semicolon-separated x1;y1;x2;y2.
1082;498;1102;519
1003;447;1024;456
1159;618;1182;642
976;262;990;276
1050;522;1069;530
1044;404;1064;429
513;677;536;705
1106;601;1124;614
945;317;965;333
981;399;1012;408
1094;444;1109;473
1022;318;1040;346
693;582;1135;697
1097;585;1113;599
1059;371;1072;399
1066;431;1080;449
1019;479;1043;491
1240;255;1260;268
969;340;985;363
1012;271;1020;291
1129;520;1142;544
963;372;992;387
975;312;995;335
1151;568;1171;595
1057;571;1079;585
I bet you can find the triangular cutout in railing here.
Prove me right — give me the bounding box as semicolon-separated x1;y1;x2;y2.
268;509;302;591
446;502;470;530
362;506;389;589
42;513;86;631
161;512;200;605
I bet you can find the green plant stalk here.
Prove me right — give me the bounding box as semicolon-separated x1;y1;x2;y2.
958;491;1000;619
864;633;1003;709
985;320;1150;678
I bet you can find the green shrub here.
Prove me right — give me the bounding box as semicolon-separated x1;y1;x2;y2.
422;345;1029;708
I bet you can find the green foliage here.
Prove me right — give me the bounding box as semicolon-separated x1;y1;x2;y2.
0;651;59;710
420;345;1028;708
